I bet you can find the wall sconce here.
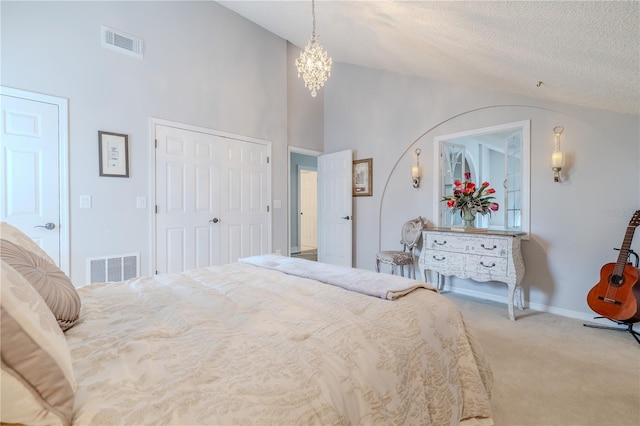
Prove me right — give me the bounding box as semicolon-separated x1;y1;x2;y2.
412;148;421;188
551;126;565;182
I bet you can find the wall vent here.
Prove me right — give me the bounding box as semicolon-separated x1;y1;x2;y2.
101;25;143;59
87;253;140;284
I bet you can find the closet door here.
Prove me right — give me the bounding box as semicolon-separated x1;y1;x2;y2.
218;138;270;264
155;124;269;274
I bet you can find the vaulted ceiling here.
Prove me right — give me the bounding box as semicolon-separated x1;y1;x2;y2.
218;1;639;115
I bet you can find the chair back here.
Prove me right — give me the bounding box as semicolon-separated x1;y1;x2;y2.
401;216;427;251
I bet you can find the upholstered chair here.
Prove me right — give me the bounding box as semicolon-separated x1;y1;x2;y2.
375;217;427;279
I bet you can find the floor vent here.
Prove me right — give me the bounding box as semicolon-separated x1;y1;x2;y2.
87;253;140;284
101;25;143;59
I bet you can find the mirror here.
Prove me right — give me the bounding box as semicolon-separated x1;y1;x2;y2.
433;120;530;235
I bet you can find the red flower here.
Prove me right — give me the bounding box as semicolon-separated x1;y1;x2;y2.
447;199;456;208
454;179;462;187
487;188;496;194
464;172;471;180
482;181;490;187
464;182;475;194
490;203;499;211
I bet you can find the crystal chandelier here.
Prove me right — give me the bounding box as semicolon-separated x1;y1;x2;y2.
295;0;332;97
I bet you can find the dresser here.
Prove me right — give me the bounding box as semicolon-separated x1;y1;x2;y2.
418;228;526;321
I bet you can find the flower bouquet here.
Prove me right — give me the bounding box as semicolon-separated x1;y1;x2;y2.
441;172;499;228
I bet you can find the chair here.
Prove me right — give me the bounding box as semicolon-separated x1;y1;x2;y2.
375;217;427;279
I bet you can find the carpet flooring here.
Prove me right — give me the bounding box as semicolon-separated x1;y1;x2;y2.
291;249;317;261
446;292;640;426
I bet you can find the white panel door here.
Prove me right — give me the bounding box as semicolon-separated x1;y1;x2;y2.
155;124;270;273
155;125;222;273
299;169;317;250
0;93;61;263
219;138;269;264
318;150;352;267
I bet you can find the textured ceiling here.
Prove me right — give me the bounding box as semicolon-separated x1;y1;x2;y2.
217;0;640;115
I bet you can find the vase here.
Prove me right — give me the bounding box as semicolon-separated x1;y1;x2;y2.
462;209;476;228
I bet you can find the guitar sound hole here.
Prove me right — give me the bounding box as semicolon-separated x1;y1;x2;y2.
609;274;624;286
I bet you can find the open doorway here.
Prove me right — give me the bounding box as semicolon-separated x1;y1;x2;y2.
289;148;320;261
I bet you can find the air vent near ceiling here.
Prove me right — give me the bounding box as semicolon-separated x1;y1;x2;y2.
101;25;143;59
87;253;140;284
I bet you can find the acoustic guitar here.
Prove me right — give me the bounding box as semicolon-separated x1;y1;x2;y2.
587;210;640;322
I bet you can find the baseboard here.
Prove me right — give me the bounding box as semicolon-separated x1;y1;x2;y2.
446;287;613;325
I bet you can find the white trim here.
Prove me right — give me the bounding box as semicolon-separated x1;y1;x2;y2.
433;120;530;239
0;86;70;275
149;117;272;274
445;286;609;324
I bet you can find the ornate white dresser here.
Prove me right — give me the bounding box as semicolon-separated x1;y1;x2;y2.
418;228;526;321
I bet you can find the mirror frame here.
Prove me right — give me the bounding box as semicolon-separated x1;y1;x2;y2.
433;120;530;237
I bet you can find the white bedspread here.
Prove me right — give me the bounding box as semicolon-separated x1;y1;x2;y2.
66;259;493;425
239;254;437;299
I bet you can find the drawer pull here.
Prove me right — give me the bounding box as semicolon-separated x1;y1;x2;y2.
480;261;496;268
432;255;446;262
481;244;497;250
433;240;447;246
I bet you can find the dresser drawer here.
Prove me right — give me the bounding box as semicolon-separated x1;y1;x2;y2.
424;233;468;253
464;255;508;279
422;250;466;276
467;238;508;258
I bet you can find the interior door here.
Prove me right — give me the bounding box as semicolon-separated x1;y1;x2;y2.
219;138;270;264
155;125;222;273
155;124;270;273
318;150;352;266
0;91;62;265
299;169;317;250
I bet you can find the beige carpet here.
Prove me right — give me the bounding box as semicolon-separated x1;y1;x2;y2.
446;293;640;426
291;249;317;262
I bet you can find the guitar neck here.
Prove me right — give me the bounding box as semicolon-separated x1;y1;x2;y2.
614;225;637;275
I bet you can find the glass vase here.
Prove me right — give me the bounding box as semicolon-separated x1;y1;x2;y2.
462;209;476;228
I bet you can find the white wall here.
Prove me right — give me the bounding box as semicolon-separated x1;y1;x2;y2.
324;62;640;320
1;1;289;284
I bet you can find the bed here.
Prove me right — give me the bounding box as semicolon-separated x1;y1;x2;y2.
1;223;493;426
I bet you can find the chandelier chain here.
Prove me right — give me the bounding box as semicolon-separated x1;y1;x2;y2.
311;0;316;39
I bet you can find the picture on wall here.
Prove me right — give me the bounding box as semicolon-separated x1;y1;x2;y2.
353;158;373;197
99;131;129;177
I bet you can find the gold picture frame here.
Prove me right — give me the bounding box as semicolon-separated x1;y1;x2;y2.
99;131;129;177
352;158;373;197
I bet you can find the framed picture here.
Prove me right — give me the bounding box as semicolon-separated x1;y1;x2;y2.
99;131;129;177
352;158;373;197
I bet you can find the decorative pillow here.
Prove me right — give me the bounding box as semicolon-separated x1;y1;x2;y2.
0;239;80;331
0;221;56;264
0;260;77;426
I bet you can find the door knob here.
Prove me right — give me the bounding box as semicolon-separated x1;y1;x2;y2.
209;218;220;223
34;222;56;230
341;216;351;220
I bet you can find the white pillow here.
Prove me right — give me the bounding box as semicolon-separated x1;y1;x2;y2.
1;239;80;331
0;260;77;426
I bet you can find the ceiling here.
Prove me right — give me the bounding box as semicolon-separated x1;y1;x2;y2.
217;0;639;115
